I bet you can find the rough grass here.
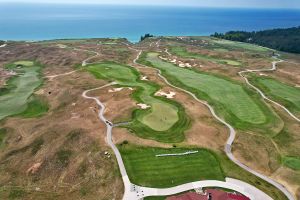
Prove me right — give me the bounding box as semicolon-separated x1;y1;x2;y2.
170;46;241;66
142;52;280;131
283;157;300;171
249;76;300;116
87;62;190;143
119;144;225;188
0;61;44;120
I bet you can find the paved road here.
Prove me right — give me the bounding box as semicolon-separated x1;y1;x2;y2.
128;44;295;200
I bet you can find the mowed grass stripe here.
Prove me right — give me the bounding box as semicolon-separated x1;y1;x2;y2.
144;52;267;126
87;62;190;143
119;145;224;187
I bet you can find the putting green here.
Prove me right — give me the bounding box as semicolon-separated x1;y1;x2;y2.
14;61;34;66
142;103;178;131
0;61;43;120
119;144;224;187
170;46;241;66
283;156;300;171
87;62;190;142
250;77;300;116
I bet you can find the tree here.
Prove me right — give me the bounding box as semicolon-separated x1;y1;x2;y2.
140;33;154;42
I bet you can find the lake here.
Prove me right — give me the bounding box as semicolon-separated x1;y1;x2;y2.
0;3;300;42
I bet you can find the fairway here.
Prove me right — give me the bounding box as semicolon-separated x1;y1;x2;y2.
283;156;300;171
250;77;300;116
170;46;241;66
119;145;225;187
0;61;43;120
87;62;190;142
143;52;271;127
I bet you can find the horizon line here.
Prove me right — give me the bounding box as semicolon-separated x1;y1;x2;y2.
1;2;300;9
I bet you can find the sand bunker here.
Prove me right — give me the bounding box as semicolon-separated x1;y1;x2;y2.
137;103;151;110
155;90;176;99
108;87;133;93
57;44;67;49
141;76;148;81
259;73;268;76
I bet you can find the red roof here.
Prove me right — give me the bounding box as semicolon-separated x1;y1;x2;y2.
166;189;250;200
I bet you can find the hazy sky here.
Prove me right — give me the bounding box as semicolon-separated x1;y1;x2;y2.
0;0;300;8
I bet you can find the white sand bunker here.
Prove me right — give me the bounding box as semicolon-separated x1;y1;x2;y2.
295;85;300;88
155;90;176;99
179;63;192;68
57;44;67;49
141;76;148;81
137;103;151;109
259;73;268;76
108;87;133;93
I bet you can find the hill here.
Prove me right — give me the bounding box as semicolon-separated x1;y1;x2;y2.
212;26;300;53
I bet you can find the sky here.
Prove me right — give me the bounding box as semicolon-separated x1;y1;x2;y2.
0;0;300;8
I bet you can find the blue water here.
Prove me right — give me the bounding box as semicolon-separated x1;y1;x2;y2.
0;3;300;42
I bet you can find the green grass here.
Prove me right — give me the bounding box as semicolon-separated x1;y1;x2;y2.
249;76;300;116
119;144;287;200
196;37;270;52
87;62;190;143
282;156;300;171
17;96;49;118
119;144;224;188
13;61;34;66
169;46;241;66
0;61;44;120
141;52;279;131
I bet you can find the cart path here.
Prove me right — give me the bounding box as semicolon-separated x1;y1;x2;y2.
127;44;295;200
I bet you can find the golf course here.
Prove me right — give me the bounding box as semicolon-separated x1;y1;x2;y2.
0;61;46;120
87;62;190;143
169;46;242;66
140;52;279;130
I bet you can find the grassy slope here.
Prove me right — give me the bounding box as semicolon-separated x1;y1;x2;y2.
282;157;300;171
119;144;287;200
249;76;300;117
169;46;241;66
119;144;225;188
87;62;190;143
142;52;280;132
0;61;47;120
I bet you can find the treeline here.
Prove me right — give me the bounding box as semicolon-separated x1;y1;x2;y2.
0;40;4;46
140;34;154;42
212;26;300;53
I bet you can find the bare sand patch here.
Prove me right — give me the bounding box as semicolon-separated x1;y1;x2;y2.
155;90;176;99
137;103;151;109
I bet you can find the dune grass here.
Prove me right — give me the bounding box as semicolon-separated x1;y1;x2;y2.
0;61;44;121
119;144;225;188
87;62;190;143
249;76;300;116
0;128;7;149
141;52;280;131
169;46;241;66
